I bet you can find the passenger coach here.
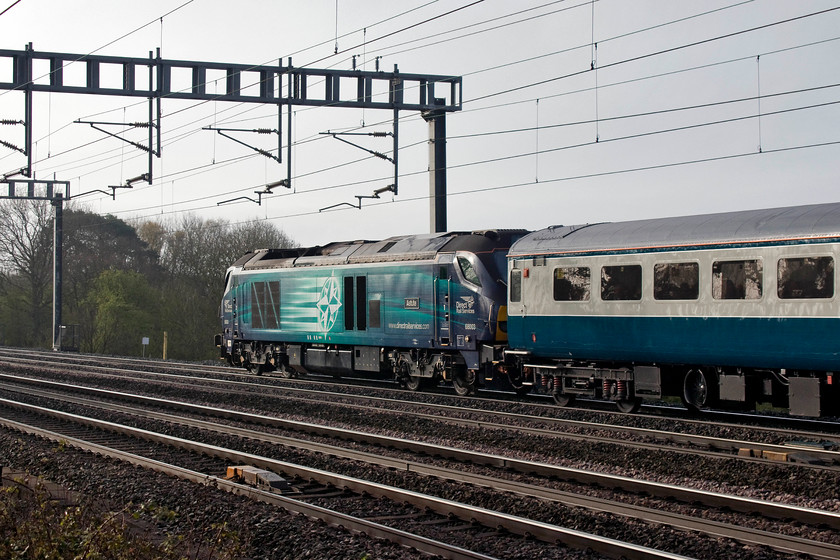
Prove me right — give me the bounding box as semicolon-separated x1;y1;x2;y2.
504;202;840;416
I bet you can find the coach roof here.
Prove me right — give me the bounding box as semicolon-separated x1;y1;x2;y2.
509;202;840;258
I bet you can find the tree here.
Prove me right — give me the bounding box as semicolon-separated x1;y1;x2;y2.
138;215;295;360
62;208;163;351
0;199;55;346
84;269;159;356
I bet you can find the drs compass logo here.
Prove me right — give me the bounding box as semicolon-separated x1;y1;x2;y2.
316;277;342;332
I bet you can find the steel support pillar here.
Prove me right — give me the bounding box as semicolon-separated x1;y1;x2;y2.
423;98;448;233
51;194;63;350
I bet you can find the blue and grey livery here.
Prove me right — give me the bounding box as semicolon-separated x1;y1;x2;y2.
505;202;840;416
216;230;524;394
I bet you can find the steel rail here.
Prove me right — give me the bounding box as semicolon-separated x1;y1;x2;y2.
9;384;840;560
2;378;840;533
1;370;838;471
0;415;499;560
0;399;689;560
4;351;840;443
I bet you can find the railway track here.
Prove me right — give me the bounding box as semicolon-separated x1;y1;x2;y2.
0;395;694;560
0;371;839;558
3;357;840;471
5;346;840;434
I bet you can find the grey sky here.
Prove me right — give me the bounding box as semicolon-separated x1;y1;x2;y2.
1;0;838;245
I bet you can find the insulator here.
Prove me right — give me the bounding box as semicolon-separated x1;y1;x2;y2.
0;119;21;125
0;139;21;151
616;379;627;398
131;122;151;128
371;131;388;137
255;128;274;134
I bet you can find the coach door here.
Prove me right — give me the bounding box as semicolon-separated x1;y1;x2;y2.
435;265;452;346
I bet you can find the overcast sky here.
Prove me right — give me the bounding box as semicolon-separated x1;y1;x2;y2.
1;0;838;247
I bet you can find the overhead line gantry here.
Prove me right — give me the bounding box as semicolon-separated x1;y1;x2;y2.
0;42;462;351
0;43;461;210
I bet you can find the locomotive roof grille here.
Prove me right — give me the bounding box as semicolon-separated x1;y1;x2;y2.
238;229;527;270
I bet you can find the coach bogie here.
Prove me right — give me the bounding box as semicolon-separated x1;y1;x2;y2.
504;356;644;410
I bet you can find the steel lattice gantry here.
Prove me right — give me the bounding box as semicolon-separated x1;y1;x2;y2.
0;43;461;196
0;43;462;350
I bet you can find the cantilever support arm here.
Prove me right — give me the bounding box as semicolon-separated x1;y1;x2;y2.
204;126;281;163
323;132;394;163
77;120;159;156
73;181;135;201
319;184;395;212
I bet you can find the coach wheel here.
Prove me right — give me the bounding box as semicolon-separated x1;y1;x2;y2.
552;393;575;407
682;368;717;411
615;397;642;413
245;362;263;376
452;368;477;396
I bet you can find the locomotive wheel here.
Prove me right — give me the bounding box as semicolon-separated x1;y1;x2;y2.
245;362;263;376
405;375;423;391
682;368;717;411
615;397;642;413
277;366;296;379
452;368;477;396
552;393;575;407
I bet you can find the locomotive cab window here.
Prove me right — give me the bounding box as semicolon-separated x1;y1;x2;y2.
553;267;590;301
778;256;834;299
601;265;641;301
509;269;522;302
712;259;762;300
457;256;482;287
654;262;699;300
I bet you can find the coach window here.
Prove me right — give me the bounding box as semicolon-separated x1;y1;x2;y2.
654;262;699;300
601;265;642;301
712;260;762;299
510;270;522;302
553;267;590;301
778;257;834;299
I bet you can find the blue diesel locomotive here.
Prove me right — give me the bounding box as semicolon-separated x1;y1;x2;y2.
504;202;840;416
216;230;524;394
